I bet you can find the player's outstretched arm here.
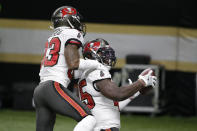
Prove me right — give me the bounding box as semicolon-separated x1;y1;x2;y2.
64;44;107;71
119;79;140;110
96;68;157;101
96;78;144;101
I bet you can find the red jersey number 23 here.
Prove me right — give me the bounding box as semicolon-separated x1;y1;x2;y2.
42;37;61;67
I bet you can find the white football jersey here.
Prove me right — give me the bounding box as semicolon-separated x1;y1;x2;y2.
76;69;120;130
39;27;84;87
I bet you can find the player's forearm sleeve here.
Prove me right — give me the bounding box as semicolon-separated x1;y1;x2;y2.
119;98;131;111
78;59;99;70
119;91;140;111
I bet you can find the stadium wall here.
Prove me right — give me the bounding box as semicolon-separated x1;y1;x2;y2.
0;19;197;72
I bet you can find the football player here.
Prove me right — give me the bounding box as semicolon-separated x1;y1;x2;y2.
75;38;157;131
33;6;107;131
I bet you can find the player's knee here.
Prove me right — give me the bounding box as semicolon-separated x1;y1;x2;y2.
83;115;96;126
74;115;96;131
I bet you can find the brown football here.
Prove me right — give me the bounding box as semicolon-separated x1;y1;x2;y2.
141;69;155;76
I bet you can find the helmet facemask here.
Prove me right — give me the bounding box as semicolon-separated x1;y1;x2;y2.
97;47;116;68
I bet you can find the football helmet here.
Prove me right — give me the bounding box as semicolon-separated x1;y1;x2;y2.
83;38;116;68
51;6;86;36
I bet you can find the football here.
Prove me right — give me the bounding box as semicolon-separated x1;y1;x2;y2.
140;68;155;76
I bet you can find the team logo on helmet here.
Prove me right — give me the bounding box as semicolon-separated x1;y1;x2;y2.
61;7;77;18
89;42;100;51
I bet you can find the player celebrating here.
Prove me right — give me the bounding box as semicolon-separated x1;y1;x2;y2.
75;38;157;131
33;6;107;131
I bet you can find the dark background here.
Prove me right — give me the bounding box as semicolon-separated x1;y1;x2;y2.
0;0;196;116
0;0;196;28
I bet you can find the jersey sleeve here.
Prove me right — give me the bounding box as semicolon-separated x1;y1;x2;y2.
88;69;111;82
87;69;111;90
64;29;84;48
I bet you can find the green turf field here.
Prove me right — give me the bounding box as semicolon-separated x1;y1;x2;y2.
0;109;197;131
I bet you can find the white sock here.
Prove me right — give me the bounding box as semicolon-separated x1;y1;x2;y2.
73;115;96;131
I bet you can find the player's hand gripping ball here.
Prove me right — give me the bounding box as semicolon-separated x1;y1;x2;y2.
138;68;157;95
